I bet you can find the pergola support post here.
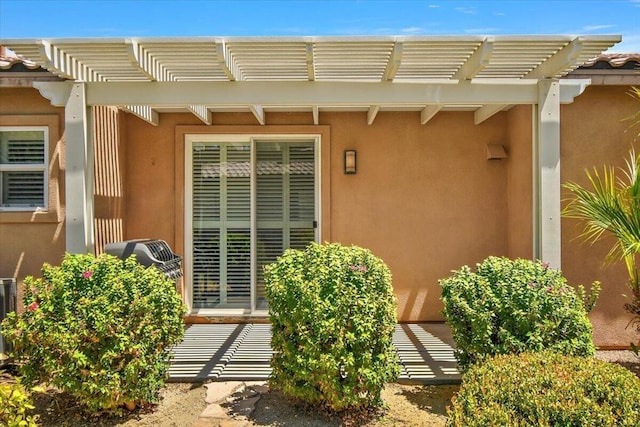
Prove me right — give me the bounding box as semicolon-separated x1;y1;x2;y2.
64;82;95;254
533;79;561;268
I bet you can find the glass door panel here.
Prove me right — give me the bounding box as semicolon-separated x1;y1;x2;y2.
190;138;316;312
255;141;316;310
192;142;251;309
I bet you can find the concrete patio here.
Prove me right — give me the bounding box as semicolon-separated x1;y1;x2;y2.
169;322;461;384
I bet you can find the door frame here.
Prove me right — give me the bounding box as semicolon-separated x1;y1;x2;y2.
184;133;322;316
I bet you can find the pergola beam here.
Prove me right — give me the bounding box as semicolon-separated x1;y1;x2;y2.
36;40;74;79
420;104;442;124
383;42;403;81
37;40;101;81
187;105;212;125
474;104;508;125
306;43;315;81
120;105;159;126
367;105;380;125
125;39;158;81
526;38;583;79
82;80;590;107
453;38;494;80
216;42;239;81
249;105;265;125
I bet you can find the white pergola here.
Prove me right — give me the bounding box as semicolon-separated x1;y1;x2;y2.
0;35;621;267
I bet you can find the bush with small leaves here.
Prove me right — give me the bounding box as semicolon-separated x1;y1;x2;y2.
440;256;598;369
447;352;640;426
265;242;400;411
0;380;40;427
1;253;186;412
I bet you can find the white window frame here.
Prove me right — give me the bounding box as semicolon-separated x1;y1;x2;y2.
0;126;49;212
184;133;322;316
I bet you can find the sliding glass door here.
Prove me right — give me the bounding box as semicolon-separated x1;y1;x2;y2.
187;136;317;313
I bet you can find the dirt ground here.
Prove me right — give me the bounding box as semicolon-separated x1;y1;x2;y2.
1;378;457;427
1;350;638;426
227;383;459;426
3;382;207;427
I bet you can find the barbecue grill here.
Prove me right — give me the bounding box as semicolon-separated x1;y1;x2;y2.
105;239;182;280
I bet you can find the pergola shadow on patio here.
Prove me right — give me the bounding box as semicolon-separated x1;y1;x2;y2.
168;323;461;384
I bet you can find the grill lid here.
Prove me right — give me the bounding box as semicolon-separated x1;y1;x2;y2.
104;239;182;279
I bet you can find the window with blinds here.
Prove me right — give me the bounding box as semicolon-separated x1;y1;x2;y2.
189;138;317;312
0;127;48;211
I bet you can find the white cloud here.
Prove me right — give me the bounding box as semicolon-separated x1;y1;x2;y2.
428;4;440;8
401;27;424;34
494;12;506;16
582;24;616;32
455;7;477;15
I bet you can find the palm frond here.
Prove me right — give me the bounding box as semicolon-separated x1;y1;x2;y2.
563;150;640;268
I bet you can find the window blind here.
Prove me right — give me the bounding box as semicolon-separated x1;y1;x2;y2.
0;129;47;209
190;139;316;311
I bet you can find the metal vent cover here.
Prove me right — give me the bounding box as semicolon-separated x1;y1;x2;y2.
1;278;17;361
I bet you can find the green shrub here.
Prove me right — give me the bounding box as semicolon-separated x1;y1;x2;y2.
440;256;598;369
265;242;400;411
1;253;186;412
447;352;640;426
0;381;39;427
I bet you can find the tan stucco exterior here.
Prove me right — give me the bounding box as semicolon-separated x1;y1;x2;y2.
506;104;534;260
1;84;639;348
0;88;65;309
121;109;509;322
561;85;639;348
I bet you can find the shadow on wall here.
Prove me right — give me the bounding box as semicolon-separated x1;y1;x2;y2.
93;106;125;254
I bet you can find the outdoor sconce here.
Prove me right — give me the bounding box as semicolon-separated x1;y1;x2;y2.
344;150;357;174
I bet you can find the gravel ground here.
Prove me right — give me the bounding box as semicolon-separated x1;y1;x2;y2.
228;383;459;426
18;382;207;427
1;350;637;426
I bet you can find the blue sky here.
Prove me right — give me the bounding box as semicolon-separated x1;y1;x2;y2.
1;1;639;52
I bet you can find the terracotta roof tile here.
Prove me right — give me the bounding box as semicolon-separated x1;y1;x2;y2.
581;53;640;68
0;55;43;71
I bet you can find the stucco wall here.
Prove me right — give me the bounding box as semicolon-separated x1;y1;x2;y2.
6;84;637;347
0;88;65;310
506;105;534;259
561;85;640;348
123;109;510;322
325;111;509;321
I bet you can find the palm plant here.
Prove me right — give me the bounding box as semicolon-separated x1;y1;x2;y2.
562;87;640;354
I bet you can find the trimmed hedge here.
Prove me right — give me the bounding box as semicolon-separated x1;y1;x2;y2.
1;253;186;412
265;243;400;411
447;352;640;426
440;256;598;369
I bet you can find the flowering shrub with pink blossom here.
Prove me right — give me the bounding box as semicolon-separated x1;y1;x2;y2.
0;253;185;413
440;256;599;370
265;242;399;411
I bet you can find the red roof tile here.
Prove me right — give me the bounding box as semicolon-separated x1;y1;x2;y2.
581;53;640;68
0;55;43;71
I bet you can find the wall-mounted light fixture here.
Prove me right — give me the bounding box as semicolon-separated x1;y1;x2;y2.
344;149;357;174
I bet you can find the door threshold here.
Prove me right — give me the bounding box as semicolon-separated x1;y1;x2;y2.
185;310;270;324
